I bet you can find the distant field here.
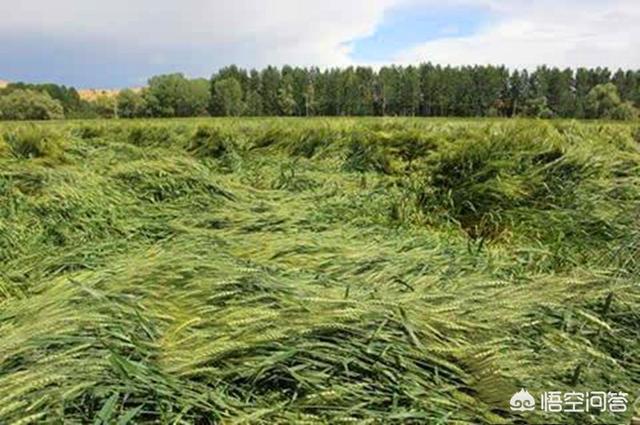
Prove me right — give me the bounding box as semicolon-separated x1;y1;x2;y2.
0;118;638;424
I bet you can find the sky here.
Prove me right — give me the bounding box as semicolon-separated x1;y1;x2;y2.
0;0;639;88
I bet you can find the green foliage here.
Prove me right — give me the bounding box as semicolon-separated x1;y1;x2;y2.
0;118;638;425
277;75;297;116
212;77;245;116
586;83;638;120
91;95;117;118
523;96;554;118
5;64;640;120
116;89;147;118
611;101;638;120
245;89;263;116
0;89;65;120
0;82;83;114
144;73;211;117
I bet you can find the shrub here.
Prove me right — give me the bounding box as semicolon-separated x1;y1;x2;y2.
0;89;65;120
586;83;638;120
610;101;638;121
116;89;147;118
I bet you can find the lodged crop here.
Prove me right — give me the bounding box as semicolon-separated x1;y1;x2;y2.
0;118;638;424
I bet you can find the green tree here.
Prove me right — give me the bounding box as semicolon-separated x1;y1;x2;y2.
260;66;281;115
574;68;592;118
213;78;245;116
523;96;553;118
610;101;638;120
245;70;264;116
303;82;317;116
116;89;146;118
0;89;65;120
277;75;297;116
0;82;82;115
379;66;401;115
188;78;212;116
91;95;117;118
144;73;210;117
585;83;636;119
399;65;421;116
245;90;263;116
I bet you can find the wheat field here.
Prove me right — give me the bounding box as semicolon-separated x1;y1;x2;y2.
0;118;639;424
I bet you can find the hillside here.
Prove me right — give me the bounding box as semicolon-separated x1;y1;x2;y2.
77;87;143;101
0;118;638;424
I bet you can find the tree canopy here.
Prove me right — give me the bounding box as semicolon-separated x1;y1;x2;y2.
211;78;245;116
2;64;639;120
0;89;65;120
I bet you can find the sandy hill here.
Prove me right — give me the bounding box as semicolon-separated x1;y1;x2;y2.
0;80;143;100
78;88;120;101
78;87;143;101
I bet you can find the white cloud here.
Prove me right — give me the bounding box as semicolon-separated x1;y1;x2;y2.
393;0;640;69
1;0;638;87
1;0;401;68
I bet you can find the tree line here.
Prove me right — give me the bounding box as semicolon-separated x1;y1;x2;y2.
1;64;639;120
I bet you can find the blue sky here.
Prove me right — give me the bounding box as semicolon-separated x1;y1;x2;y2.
1;0;638;88
350;4;491;62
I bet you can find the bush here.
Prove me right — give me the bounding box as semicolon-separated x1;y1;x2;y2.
610;101;638;121
89;95;117;118
116;89;147;118
0;89;65;120
586;83;638;120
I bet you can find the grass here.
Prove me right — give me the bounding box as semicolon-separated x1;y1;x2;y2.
0;118;639;424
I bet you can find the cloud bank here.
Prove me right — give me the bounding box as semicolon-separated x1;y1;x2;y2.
0;0;638;87
394;0;640;69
